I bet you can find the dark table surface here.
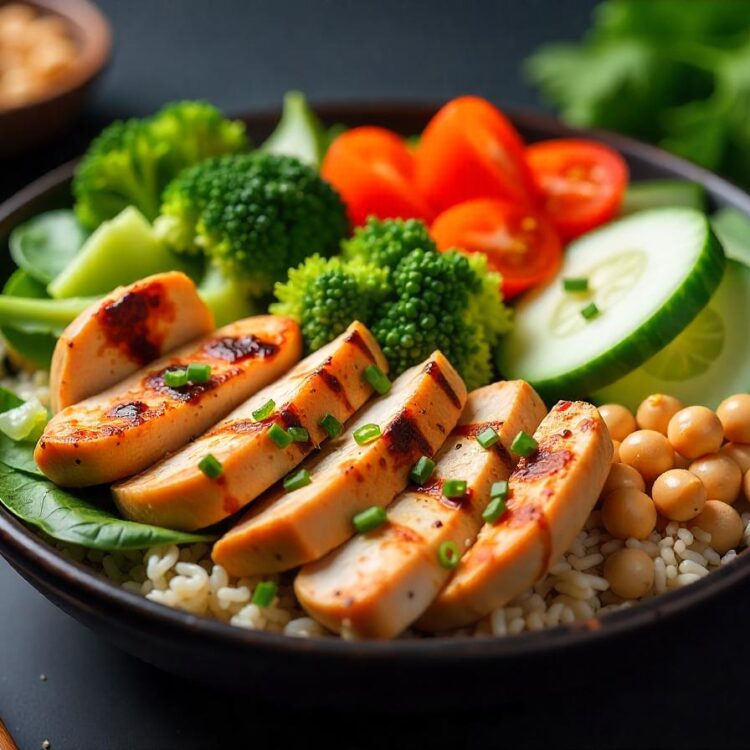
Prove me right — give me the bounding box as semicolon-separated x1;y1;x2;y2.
2;1;748;748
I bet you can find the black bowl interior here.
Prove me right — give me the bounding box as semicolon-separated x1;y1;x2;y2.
1;104;750;704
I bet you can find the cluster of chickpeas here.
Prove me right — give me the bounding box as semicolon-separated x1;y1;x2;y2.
597;393;750;600
0;3;78;109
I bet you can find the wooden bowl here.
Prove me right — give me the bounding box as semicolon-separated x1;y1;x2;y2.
0;0;111;156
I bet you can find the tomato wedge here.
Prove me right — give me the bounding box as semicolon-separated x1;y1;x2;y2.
526;139;628;240
415;96;536;214
431;199;562;299
321;126;433;227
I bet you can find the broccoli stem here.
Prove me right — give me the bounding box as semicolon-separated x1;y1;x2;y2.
0;295;100;334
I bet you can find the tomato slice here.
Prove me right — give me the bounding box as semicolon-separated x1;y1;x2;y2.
431;199;563;299
526;139;629;240
414;97;536;214
321;126;433;227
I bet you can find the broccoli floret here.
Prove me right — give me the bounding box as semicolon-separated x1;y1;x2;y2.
341;217;436;270
271;255;389;352
73;101;248;230
155;152;349;296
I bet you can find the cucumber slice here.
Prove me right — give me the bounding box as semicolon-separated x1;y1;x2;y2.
496;208;725;401
261;91;326;168
594;260;750;409
712;207;750;267
620;180;706;216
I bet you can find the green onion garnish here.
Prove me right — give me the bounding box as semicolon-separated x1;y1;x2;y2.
438;540;460;569
319;413;342;438
198;453;223;479
268;423;293;448
354;423;381;445
252;399;276;421
288;426;309;443
252;581;278;608
353;505;387;533
563;277;589;292
476;426;499;450
164;368;188;388
410;455;436;485
511;431;538;457
482;496;507;524
442;479;467;499
490;480;509;500
186;363;212;383
580;302;600;321
364;364;391;395
283;469;311;491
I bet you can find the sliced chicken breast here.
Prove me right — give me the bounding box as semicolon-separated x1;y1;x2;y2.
113;322;387;531
417;400;613;632
212;352;467;577
50;272;215;413
295;380;547;639
36;316;301;487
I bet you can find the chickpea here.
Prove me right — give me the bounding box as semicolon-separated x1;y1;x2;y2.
651;469;706;521
721;443;750;474
667;406;724;460
602;463;646;496
692;500;744;554
717;394;750;444
636;393;684;435
618;429;674;482
598;403;637;442
689;453;742;504
611;439;621;464
601;487;657;540
604;548;654;599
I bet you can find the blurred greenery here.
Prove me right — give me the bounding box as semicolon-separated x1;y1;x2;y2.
526;0;750;189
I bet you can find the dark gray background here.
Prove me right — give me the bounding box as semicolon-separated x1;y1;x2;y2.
1;1;747;748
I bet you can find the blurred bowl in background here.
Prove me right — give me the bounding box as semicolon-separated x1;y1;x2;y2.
0;0;111;157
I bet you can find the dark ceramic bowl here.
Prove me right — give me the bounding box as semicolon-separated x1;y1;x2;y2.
0;0;111;157
1;105;749;706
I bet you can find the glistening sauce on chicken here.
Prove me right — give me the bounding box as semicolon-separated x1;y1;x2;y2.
204;335;279;363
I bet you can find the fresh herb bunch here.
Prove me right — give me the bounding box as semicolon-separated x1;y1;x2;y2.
526;0;750;189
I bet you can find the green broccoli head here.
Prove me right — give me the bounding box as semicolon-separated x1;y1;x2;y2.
73;101;249;230
341;217;437;270
156;152;349;296
271;255;389;352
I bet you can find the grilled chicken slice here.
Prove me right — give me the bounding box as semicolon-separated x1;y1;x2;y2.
295;380;547;639
50;272;214;413
417;400;613;632
113;322;387;531
212;352;467;577
36;316;301;487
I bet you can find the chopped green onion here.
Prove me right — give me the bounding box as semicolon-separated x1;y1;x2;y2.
353;505;387;533
410;455;436;485
283;469;311;491
364;364;391;395
354;423;381;445
198;454;223;479
511;431;538;457
164;368;188;388
476;426;499;450
438;540;460;569
490;480;509;500
563;277;589;292
319;413;342;438
268;423;293;448
288;426;309;443
252;581;278;608
442;479;467;499
186;363;212;383
580;302;600;321
482;496;507;524
252;399;276;421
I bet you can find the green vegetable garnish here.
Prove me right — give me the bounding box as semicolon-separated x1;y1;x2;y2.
442;480;467;499
353;423;381;445
198;454;223;479
438;541;460;569
511;431;538;457
364;364;391;395
283;469;311;491
353;506;387;534
563;277;589;292
581;302;600;321
490;480;509;500
252;399;276;421
268;424;293;449
476;426;499;450
252;581;278;608
164;369;189;388
186;363;212;383
482;496;507;524
0;398;47;442
410;455;436;486
319;413;342;438
287;426;309;443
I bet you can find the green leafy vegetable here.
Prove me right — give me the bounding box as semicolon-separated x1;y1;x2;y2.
0;387;45;476
9;210;87;285
526;0;750;189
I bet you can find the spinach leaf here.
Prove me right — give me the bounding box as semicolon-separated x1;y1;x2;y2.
0;386;45;476
9;209;87;285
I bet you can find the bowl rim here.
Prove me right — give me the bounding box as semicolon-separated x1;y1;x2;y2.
0;0;112;116
1;103;750;662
